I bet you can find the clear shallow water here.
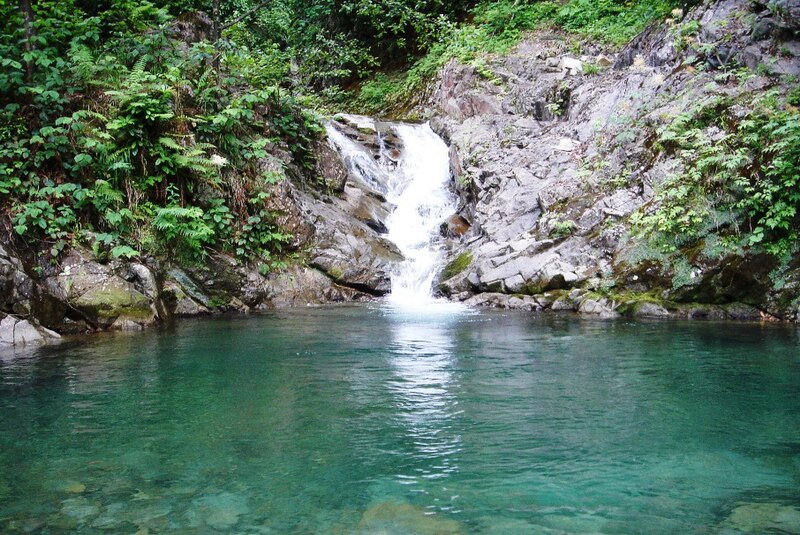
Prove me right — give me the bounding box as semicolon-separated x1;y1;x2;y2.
1;306;799;534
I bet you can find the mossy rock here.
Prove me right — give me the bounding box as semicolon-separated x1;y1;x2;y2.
73;282;153;328
441;252;472;281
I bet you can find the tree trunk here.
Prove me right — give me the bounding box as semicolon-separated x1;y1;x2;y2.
19;0;36;83
211;0;221;71
211;0;221;41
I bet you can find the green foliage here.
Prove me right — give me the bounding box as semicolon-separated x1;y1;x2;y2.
232;191;293;264
150;203;214;260
473;0;682;48
356;74;407;114
551;218;577;238
345;0;685;113
583;63;602;75
632;89;800;257
0;0;314;266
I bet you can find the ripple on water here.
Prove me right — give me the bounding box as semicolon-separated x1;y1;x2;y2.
0;308;799;533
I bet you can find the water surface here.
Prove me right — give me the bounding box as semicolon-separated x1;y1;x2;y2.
1;306;799;533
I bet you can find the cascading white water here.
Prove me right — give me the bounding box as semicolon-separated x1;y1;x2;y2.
384;123;456;305
326;117;461;309
324;122;389;194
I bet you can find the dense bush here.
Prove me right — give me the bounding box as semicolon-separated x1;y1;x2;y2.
0;0;312;266
632;85;800;258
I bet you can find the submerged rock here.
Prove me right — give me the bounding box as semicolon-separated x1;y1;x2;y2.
60;497;100;521
721;502;800;533
187;492;250;530
358;500;462;535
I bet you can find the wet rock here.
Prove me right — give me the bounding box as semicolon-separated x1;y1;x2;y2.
265;265;371;306
578;296;620;318
464;292;541;311
551;295;578;311
166;268;211;308
358;500;462;535
631;301;670;318
187;492;250;530
0;315;60;347
338;182;393;235
303;194;402;295
162;280;210;317
721;502;800;533
315;138;349;192
723;302;763;321
440;214;471;238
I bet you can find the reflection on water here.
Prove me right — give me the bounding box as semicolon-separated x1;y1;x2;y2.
388;311;462;486
0;308;799;534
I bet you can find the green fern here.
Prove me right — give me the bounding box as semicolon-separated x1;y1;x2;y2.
151;205;214;260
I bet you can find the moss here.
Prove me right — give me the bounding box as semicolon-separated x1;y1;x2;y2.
441;252;473;280
522;283;545;296
74;285;152;321
207;296;229;309
327;266;344;280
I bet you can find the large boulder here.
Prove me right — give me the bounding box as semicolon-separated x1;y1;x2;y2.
0;314;60;347
264;265;371;306
48;251;157;330
314;138;349;193
0;245;67;328
304;195;403;295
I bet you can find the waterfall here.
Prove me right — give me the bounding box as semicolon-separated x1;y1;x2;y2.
324;123;389;194
384;123;455;305
326;117;458;306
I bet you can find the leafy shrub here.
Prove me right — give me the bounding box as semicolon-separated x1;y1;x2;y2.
0;0;313;267
633;89;800;256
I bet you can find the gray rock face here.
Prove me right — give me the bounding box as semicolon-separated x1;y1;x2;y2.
47;250;157;330
314;139;349;193
0;245;67;328
464;292;542;311
299;190;402;295
264;265;371;306
578;297;620;319
431;0;800;321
